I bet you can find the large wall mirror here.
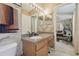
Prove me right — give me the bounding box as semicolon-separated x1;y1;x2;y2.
37;14;54;33
37;15;43;33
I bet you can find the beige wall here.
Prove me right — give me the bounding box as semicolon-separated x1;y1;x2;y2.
22;14;31;34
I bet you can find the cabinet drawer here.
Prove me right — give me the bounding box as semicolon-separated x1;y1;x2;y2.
36;40;47;51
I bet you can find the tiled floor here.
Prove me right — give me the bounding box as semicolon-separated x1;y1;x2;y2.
48;40;76;56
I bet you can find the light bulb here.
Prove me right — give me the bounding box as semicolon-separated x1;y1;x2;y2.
44;9;48;15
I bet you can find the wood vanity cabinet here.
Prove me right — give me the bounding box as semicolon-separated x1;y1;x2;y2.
22;39;48;56
22;34;54;56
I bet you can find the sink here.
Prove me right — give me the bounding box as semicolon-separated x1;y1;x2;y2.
30;36;42;41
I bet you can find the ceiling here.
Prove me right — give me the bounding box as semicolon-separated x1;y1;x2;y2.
37;3;61;13
22;3;75;20
56;4;75;21
57;4;75;14
22;3;61;16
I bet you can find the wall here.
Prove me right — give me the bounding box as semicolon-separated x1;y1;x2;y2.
22;14;31;34
73;4;79;54
76;4;79;54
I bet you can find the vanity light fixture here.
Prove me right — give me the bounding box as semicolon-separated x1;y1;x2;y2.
44;9;48;15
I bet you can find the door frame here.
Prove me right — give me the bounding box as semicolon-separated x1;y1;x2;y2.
53;3;76;51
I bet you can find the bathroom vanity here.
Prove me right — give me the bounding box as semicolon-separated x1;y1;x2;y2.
22;34;54;56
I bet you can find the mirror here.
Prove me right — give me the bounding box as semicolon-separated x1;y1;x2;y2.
37;14;54;33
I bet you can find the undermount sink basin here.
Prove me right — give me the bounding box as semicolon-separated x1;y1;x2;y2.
30;36;42;41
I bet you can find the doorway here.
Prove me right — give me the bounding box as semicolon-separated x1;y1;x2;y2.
50;4;76;56
56;4;76;44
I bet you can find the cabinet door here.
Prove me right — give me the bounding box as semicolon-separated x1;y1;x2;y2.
0;4;9;25
36;45;48;56
49;37;54;48
47;36;54;48
22;40;36;56
8;9;18;30
36;40;47;51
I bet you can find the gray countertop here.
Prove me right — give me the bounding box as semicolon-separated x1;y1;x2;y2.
22;33;54;43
